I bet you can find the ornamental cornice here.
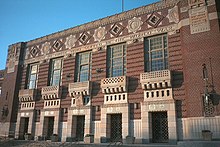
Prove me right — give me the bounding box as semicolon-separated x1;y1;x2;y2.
26;0;178;47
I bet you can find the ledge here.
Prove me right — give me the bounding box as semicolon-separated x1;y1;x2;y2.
140;70;171;90
69;81;91;97
42;85;61;100
101;76;128;94
19;89;37;102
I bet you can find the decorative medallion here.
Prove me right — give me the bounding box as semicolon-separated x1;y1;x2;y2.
41;42;50;55
78;32;91;45
127;17;143;33
146;12;164;28
94;27;106;42
65;35;76;49
30;46;40;57
52;39;63;52
109;23;124;37
168;6;179;24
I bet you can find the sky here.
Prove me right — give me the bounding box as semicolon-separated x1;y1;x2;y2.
0;0;158;70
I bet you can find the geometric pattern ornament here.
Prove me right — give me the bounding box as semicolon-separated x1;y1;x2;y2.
79;32;91;45
52;39;63;52
146;12;164;28
109;23;124;37
65;35;76;49
94;27;106;42
41;42;50;55
30;46;40;57
127;17;143;33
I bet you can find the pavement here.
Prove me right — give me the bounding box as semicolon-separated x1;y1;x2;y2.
0;139;219;147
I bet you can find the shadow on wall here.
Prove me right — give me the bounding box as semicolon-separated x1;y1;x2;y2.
128;77;139;93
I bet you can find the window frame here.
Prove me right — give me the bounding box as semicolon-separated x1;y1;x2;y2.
144;34;168;72
107;43;127;78
49;58;63;86
75;51;92;82
26;63;39;89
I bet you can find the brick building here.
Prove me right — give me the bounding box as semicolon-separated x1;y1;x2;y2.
0;0;220;144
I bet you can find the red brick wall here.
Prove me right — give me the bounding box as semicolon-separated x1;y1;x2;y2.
61;56;75;121
91;49;106;121
181;18;220;117
127;42;144;119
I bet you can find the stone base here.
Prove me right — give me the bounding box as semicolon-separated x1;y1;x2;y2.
0;122;10;137
178;141;220;147
84;136;94;143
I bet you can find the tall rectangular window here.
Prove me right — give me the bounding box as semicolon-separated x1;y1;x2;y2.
50;58;63;86
107;43;127;77
75;51;92;82
27;64;39;89
144;34;168;72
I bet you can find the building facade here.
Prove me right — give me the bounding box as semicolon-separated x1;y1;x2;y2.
0;0;220;144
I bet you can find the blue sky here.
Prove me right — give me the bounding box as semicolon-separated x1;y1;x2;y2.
0;0;158;70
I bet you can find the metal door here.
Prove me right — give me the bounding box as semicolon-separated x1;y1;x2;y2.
47;117;54;140
110;114;122;142
76;115;85;141
152;112;168;143
19;117;29;139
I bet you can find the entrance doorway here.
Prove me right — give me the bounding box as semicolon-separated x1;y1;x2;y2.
151;111;168;143
19;117;29;139
76;115;85;141
110;114;122;142
43;117;54;140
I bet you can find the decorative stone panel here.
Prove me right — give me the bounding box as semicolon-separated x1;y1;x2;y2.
20;102;35;110
42;85;61;100
44;99;60;109
19;89;37;102
68;81;91;97
140;70;171;90
101;76;127;94
188;0;206;8
104;93;128;105
189;6;210;34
